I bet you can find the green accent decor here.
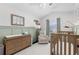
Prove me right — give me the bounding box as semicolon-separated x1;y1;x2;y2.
73;25;79;35
0;26;37;44
57;17;61;32
46;19;50;36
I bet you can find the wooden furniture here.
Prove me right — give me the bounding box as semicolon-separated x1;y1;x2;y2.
3;35;31;55
50;33;79;55
58;31;74;34
77;39;79;55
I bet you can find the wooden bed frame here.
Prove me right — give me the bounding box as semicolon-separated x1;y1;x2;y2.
50;31;79;55
3;35;31;55
58;31;74;34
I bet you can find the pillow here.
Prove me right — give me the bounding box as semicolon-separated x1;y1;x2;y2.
22;32;29;35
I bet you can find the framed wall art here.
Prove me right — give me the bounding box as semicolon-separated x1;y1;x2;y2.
11;14;25;26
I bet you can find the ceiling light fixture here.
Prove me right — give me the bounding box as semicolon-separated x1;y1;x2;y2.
49;3;53;6
40;3;53;8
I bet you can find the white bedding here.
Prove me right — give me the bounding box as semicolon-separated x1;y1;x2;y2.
5;34;22;38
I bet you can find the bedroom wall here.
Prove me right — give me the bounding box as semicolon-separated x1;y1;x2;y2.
71;7;79;35
0;4;39;44
0;26;37;44
40;11;76;35
0;4;38;27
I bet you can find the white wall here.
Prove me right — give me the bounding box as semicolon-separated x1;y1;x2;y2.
0;4;38;27
40;11;76;35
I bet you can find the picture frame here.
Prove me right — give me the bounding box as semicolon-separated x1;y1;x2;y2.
11;14;25;26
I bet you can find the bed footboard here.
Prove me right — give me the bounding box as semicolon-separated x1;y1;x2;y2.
50;33;79;55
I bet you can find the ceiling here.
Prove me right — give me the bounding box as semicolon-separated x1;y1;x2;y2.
2;3;78;18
